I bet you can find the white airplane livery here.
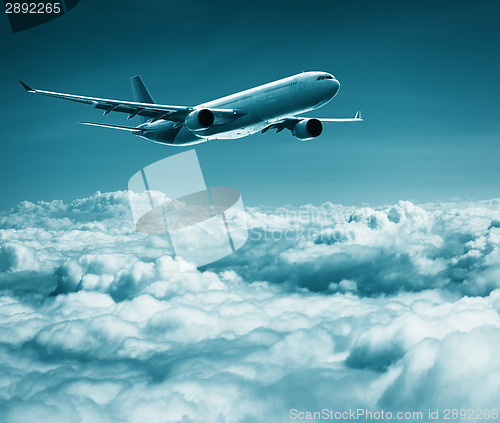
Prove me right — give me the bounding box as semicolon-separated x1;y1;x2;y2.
20;71;362;146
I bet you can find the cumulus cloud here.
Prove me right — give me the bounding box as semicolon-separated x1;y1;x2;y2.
1;192;500;422
211;199;500;297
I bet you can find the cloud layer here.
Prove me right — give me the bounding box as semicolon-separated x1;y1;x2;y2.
1;192;500;422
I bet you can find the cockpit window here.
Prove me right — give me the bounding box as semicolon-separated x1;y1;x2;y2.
325;75;333;79
317;76;325;80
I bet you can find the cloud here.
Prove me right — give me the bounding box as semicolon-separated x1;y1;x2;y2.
211;199;500;296
1;192;500;421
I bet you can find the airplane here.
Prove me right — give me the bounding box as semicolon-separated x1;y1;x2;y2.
20;71;362;146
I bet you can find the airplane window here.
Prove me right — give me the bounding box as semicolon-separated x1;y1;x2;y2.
316;76;322;80
325;75;333;79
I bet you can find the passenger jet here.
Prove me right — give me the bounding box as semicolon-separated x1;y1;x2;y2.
20;71;362;146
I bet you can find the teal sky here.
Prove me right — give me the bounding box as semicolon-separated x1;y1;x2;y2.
1;0;499;209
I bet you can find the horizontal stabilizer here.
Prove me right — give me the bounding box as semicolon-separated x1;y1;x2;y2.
79;122;142;133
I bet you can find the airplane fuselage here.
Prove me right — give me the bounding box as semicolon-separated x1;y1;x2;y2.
139;71;340;146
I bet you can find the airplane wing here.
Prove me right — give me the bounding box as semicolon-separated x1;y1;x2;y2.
261;111;362;134
309;111;363;122
19;81;244;123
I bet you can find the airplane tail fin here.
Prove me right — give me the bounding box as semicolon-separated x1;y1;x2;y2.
131;75;154;123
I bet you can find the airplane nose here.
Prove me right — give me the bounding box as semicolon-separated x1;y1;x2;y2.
330;78;340;97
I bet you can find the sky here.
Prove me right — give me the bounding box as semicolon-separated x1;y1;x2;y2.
1;0;499;209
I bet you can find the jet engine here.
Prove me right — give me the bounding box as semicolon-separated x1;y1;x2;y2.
185;109;214;131
292;118;323;141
